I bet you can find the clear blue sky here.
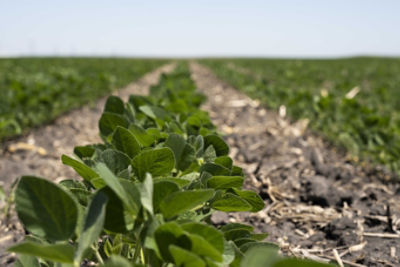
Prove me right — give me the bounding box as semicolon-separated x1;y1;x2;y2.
1;0;399;57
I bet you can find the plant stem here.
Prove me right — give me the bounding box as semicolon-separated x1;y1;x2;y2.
132;240;141;263
92;244;104;265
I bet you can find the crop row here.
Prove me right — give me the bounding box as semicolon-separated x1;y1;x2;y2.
201;58;400;176
0;58;167;141
8;63;334;266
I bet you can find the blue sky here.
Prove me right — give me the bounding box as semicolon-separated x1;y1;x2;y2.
1;0;399;57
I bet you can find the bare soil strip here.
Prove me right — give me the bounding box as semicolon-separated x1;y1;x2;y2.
0;63;175;265
190;62;400;267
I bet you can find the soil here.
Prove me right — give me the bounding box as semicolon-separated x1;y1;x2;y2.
190;62;400;267
0;63;175;266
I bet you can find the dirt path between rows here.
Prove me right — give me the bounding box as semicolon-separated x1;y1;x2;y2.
190;62;400;267
0;63;175;266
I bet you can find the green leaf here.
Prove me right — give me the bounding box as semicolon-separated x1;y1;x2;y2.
211;193;252;212
220;223;253;233
160;189;214;219
204;135;229;156
129;124;155;147
207;176;244;189
200;163;230;176
111;126;141;158
8;242;74;264
104;96;125;115
222;240;236;266
15;176;78;242
73;145;95;159
240;246;280;267
154;222;185;261
100;187;134;233
59;179;91;206
153;180;180;212
214;156;233;170
129;95;151;111
224;229;251;242
139;105;168;120
186;233;222;262
99;112;129;137
240;242;279;253
233;189;265;212
131;147;175;181
101;149;131;175
62;155;98;183
96;163;139;216
100;255;133;267
273;258;336;267
169;245;206;267
75;191;108;264
139;173;154;215
165;133;196;171
181;222;224;253
14;255;40;267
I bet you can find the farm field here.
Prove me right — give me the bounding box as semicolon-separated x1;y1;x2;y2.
0;58;168;141
201;58;400;176
0;59;399;267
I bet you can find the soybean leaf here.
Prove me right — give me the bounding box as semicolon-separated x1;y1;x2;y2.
14;255;40;267
154;222;185;261
153;180;180;212
100;149;131;175
139;105;168;120
211;193;252;212
273;258;336;267
75;191;108;264
129;124;155;147
186;233;222;262
224;229;251;242
131;147;175;181
222;240;236;267
139;173;154;215
165;133;196;171
207;176;244;189
169;245;206;267
203;145;217;162
100;187;134;233
233;189;265;212
99;112;129;137
15;176;78;242
59;179;91;206
160;189;214;219
111;126;141;158
214;156;233;170
96;163;139;216
204;135;229;156
240;246;280;267
129;95;151;111
181;222;224;253
73;145;95;159
8;242;74;264
221;223;253;233
104;96;125;115
240;242;279;253
199;163;230;176
62;155;98;183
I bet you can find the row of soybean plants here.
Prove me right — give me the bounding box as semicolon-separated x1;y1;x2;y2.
201;58;400;176
0;57;167;141
9;63;334;267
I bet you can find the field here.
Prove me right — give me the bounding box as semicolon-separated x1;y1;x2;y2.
0;58;167;141
202;58;400;175
1;58;399;267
